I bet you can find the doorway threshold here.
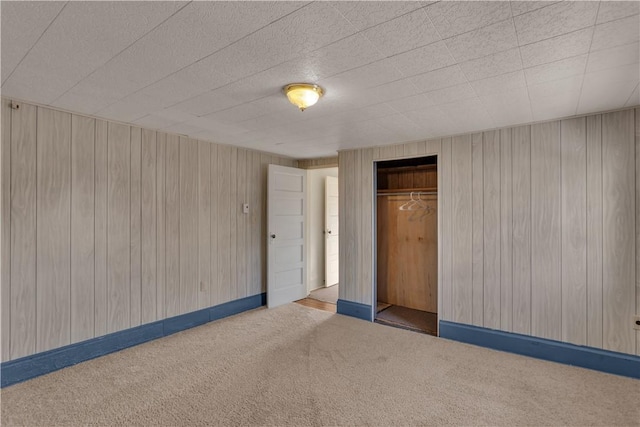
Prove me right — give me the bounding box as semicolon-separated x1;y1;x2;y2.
375;304;437;336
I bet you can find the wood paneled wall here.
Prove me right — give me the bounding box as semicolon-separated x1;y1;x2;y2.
339;108;639;356
0;98;295;361
297;157;338;169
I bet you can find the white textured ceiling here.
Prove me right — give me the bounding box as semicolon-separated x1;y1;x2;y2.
2;1;639;158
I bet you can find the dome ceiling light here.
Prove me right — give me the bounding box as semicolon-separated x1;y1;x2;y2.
283;83;324;111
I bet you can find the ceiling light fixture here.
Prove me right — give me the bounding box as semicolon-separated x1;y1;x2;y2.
283;83;324;111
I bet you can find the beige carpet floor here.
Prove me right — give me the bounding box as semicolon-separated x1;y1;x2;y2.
1;303;639;426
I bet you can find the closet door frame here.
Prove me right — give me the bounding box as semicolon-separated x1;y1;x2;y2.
372;154;441;333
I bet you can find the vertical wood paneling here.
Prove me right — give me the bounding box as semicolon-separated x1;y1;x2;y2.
198;140;211;309
483;130;501;330
250;151;261;296
353;150;362;303
94;119;108;336
36;107;71;352
156;133;166;320
130;127;141;327
403;142;419;157
511;125;531;335
236;148;247;299
165;134;180;317
586;115;603;348
229;147;238;303
209;144;219;305
531;121;562;341
1;99;11;361
106;122;130;333
217;146;231;304
636;108;640;356
500;129;512;332
10;102;36;359
361;148;374;305
440;138;452;320
602;110;635;354
260;154;270;295
561;117;587;345
338;151;347;301
70;114;95;343
471;133;484;326
179;137;198;314
140;129;156;324
452;135;472;324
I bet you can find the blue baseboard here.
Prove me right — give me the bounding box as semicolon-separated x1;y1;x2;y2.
440;320;640;379
1;293;266;388
337;299;373;321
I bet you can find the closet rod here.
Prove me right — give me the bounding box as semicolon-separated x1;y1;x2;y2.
376;191;437;196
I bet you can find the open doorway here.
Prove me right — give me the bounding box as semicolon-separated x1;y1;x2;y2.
375;156;438;335
305;167;339;307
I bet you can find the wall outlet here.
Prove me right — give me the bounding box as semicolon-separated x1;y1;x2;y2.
633;315;640;331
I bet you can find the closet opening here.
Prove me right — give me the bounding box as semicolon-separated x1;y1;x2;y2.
375;155;438;336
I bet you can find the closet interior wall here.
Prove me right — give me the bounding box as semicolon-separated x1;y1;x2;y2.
376;161;438;314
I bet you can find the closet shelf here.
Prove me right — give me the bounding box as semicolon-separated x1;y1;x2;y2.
377;187;437;194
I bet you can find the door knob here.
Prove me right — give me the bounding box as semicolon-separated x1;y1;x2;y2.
327;230;332;234
270;234;276;238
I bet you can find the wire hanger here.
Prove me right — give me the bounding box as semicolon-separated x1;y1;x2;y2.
399;192;428;211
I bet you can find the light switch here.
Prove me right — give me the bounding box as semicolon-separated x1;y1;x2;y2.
243;203;249;214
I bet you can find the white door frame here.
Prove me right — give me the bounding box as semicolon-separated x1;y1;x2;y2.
371;154;441;334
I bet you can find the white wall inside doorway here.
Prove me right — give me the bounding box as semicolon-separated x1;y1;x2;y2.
306;167;339;292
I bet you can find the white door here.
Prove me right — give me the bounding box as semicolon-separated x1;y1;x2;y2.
325;176;339;287
267;164;307;308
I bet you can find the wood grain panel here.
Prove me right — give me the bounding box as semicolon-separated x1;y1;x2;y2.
471;133;484;326
260;154;270;296
511;126;531;335
636;108;640;356
180;137;198;314
297;157;339;169
94;119;108;337
338;152;347;302
165;134;180;317
156;133;166;320
209;144;219;306
106;121;130;334
378;145;396;161
561;117;587;345
229;147;237;303
10;102;37;359
440;138;452;320
377;194;438;312
130;127;141;327
141;129;156;324
361;148;374;306
198;141;211;309
217;145;231;304
36;107;71;352
353;150;362;303
602;110;635;354
500;129;512;332
346;151;357;302
236;148;247;299
531;121;562;341
425;139;440;156
483;130;501;330
70;114;95;343
1;99;10;361
586;115;603;348
403;141;419;157
250;150;261;296
452;135;472;324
